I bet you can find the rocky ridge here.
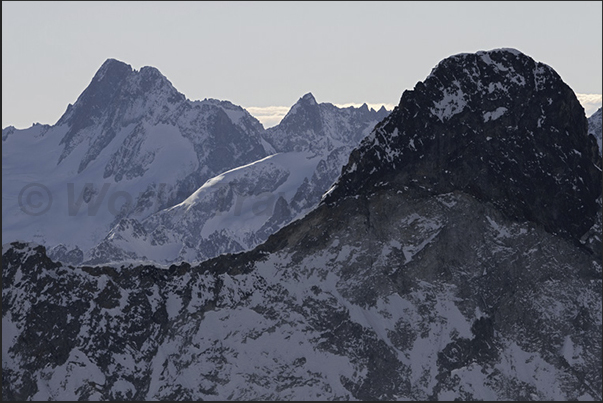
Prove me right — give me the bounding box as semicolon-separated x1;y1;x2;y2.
2;49;602;400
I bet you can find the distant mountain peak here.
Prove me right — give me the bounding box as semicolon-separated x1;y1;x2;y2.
60;59;183;126
264;91;390;155
55;59;186;167
274;93;322;137
300;92;317;104
377;105;388;113
282;92;319;117
92;58;132;83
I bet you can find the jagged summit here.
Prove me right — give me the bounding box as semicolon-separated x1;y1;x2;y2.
264;93;389;154
56;58;187;170
326;48;601;241
57;58;185;131
300;92;317;104
278;92;320;126
92;58;132;82
92;58;175;91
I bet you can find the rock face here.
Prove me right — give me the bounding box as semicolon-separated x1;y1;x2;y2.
2;49;602;401
589;107;602;151
327;48;601;241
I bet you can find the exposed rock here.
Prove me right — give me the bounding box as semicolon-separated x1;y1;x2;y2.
327;49;601;242
2;49;601;401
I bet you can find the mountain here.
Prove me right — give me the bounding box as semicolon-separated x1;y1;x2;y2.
2;59;268;251
584;107;603;254
83;93;389;265
2;49;602;401
589;107;602;151
2;61;389;265
325;48;600;242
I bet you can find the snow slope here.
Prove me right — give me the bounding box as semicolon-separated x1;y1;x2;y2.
85;93;389;264
2;59;268;250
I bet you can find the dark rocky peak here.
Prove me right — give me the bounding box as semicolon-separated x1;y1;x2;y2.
280;92;322;128
55;59;186;166
326;48;601;242
136;65;182;100
56;59;133;130
264;93;390;154
263;92;325;153
58;59;184;128
300;92;317;103
92;58;132;84
2;242;59;284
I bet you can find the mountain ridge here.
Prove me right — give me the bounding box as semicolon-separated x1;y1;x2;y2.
2;58;391;265
81;93;389;265
2;49;602;400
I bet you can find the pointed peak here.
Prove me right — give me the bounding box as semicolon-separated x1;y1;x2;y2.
93;58;132;83
300;92;317;105
100;57;130;68
139;65;164;79
281;93;319;119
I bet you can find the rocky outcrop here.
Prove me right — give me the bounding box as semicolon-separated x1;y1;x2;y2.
327;49;601;242
589;107;602;151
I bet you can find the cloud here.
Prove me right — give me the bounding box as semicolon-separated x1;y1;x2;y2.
576;94;602;117
246;103;396;128
245;106;291;128
246;95;602;128
333;103;397;112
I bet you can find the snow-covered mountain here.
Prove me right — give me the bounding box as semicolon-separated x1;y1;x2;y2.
3;48;601;400
2;60;388;265
2;59;269;252
84;93;388;265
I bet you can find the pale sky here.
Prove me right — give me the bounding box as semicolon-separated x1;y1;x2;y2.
2;1;602;129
